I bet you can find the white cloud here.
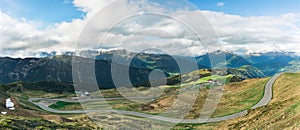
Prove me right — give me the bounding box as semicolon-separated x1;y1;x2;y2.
0;0;299;58
216;2;224;7
201;11;300;53
0;11;50;57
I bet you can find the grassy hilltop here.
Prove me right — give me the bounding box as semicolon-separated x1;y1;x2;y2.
174;73;300;129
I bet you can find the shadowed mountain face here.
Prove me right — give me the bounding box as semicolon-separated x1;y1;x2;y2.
0;57;73;84
0;51;297;88
0;56;156;89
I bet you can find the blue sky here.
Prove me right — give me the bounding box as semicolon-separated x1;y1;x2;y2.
190;0;300;16
0;0;300;25
0;0;85;24
0;0;299;57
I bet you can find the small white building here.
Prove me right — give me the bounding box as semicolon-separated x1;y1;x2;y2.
5;98;15;110
75;90;90;97
84;91;90;96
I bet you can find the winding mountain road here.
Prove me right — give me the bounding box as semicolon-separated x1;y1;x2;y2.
251;73;283;109
28;73;283;124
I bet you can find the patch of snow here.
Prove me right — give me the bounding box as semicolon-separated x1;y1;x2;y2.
5;98;15;110
1;112;7;115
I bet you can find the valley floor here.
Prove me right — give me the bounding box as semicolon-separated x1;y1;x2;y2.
0;73;299;129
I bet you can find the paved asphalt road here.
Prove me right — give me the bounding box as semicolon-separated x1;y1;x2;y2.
28;73;283;124
251;73;283;109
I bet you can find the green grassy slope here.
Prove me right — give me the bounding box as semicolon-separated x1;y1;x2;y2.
0;115;92;129
174;73;300;129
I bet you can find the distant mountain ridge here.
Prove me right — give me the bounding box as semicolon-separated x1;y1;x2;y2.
244;51;298;75
0;50;298;88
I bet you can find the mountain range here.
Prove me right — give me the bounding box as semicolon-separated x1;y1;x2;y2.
0;50;298;89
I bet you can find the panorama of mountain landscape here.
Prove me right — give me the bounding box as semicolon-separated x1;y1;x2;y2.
0;0;300;129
